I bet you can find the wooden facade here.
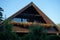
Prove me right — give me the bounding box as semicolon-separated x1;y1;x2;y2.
4;2;60;35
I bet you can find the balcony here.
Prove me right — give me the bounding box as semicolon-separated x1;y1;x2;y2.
11;21;58;34
13;21;54;28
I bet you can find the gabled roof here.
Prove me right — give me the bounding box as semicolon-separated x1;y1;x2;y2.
8;2;59;32
8;2;55;24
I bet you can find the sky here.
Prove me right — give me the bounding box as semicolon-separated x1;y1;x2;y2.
0;0;60;24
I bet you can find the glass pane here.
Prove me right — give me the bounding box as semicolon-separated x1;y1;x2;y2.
12;18;27;22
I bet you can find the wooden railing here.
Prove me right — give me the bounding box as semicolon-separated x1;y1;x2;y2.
12;21;54;27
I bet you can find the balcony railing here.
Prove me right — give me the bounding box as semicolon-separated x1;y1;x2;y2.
12;21;54;27
11;21;58;34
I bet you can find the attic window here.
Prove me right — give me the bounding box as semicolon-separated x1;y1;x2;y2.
12;18;27;22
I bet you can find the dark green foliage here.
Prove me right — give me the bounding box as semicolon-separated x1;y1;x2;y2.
22;25;60;40
0;7;3;22
22;25;48;40
0;7;3;11
3;19;13;32
0;31;21;40
0;19;21;40
49;35;60;40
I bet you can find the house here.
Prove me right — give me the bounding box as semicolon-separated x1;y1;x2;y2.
2;2;60;36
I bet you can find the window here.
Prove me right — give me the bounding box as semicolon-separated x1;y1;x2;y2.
12;18;27;22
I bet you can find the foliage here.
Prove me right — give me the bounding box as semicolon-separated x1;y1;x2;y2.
21;25;60;40
0;19;21;40
22;25;49;40
48;35;60;40
0;7;3;22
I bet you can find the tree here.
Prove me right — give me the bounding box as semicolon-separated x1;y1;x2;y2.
0;19;21;40
0;7;3;22
22;24;49;40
